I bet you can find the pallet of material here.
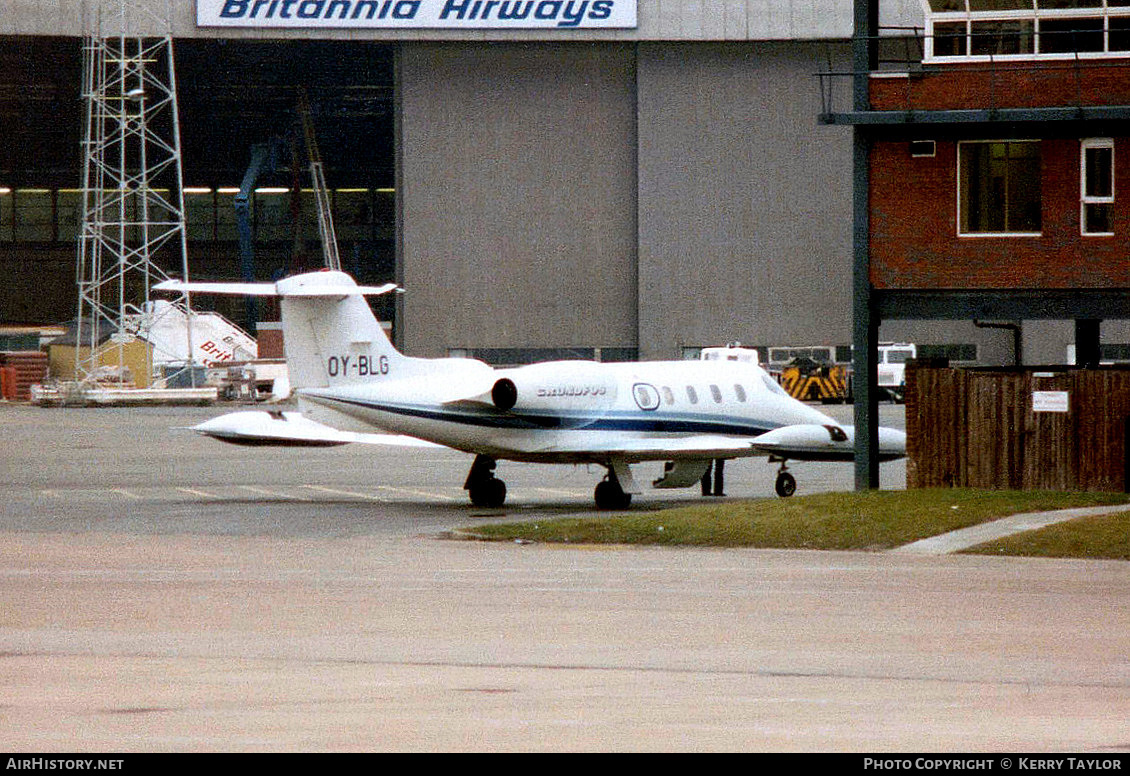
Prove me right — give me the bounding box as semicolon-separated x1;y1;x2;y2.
0;351;49;401
29;384;217;407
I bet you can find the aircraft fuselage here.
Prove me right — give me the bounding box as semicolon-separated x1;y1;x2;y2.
297;358;834;464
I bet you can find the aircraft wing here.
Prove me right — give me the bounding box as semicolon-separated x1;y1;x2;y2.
190;410;440;448
751;424;907;462
526;424;906;463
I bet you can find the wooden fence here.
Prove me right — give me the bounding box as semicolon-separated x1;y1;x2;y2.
905;366;1130;492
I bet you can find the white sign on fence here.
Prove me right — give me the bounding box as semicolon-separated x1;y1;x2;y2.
1032;391;1070;413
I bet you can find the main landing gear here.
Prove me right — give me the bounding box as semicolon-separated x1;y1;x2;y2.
465;455;507;508
465;456;636;510
700;458;725;497
594;469;632;511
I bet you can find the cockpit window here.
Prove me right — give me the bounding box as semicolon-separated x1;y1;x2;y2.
761;373;789;397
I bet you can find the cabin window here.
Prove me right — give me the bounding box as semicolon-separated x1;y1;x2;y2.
734;384;747;402
686;386;698;404
959;141;1042;235
709;385;723;403
1082;138;1114;236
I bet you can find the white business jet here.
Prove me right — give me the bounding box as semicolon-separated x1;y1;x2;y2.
156;271;906;509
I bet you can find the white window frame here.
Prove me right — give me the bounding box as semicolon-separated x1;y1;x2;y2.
1081;137;1115;236
922;1;1130;64
957;140;1043;238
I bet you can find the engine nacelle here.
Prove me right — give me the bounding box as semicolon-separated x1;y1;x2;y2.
490;361;618;414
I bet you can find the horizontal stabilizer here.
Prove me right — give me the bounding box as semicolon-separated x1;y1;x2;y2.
155;272;399;298
156;280;291;297
192;411;440;448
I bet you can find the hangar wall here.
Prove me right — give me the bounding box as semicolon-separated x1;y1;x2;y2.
637;40;853;359
398;40;869;361
397;42;638;358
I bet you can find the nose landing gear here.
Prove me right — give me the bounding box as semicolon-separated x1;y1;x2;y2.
774;461;797;498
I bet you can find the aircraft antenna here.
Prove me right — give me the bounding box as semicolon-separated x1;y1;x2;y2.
74;0;197;391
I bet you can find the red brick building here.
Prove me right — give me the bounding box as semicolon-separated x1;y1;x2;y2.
869;134;1129;290
823;0;1130;487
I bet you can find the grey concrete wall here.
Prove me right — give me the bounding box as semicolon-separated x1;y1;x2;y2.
880;320;1019;366
636;40;854;359
397;42;638;357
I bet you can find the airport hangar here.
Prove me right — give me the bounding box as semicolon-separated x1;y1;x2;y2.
0;0;1122;367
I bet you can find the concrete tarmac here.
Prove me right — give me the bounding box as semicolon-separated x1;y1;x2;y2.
1;403;1128;752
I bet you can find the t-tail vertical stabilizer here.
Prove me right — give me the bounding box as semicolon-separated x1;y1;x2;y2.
273;272;400;390
154;270;403;390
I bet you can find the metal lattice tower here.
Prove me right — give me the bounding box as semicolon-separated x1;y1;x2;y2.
75;0;194;386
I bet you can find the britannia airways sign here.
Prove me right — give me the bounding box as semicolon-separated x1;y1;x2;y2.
197;0;638;29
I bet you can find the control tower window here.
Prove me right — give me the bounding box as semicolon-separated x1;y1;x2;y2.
923;0;1130;61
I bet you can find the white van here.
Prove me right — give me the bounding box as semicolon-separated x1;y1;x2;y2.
877;343;916;402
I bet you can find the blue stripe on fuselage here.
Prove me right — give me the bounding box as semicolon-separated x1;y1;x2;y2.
305;394;776;437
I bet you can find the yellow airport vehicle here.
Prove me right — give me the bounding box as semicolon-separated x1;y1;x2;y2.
778;357;850;404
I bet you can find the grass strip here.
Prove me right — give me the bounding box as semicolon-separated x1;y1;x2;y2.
963;510;1130;560
463;489;1130;551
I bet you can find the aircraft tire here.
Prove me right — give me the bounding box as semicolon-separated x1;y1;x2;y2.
469;477;507;508
775;471;797;498
594;479;631;510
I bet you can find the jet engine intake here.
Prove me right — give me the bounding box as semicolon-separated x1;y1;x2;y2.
492;378;519;411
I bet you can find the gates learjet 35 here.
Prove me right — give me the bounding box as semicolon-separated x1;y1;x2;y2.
156;270;906;510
